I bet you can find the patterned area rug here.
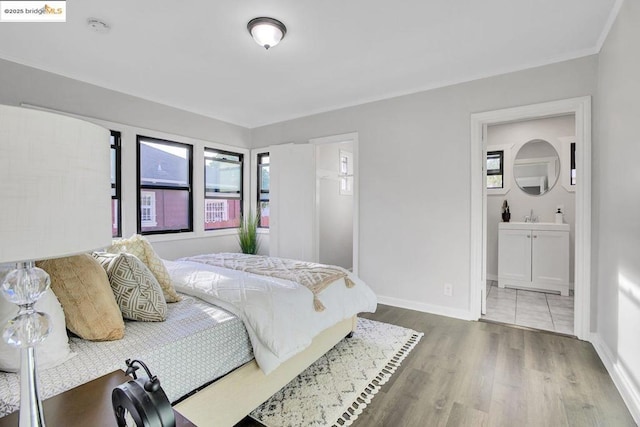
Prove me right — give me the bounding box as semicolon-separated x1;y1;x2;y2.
250;318;423;427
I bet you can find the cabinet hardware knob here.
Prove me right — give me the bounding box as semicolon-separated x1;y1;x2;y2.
533;235;537;238
527;235;530;238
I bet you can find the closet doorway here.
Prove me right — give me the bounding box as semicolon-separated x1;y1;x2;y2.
310;132;359;274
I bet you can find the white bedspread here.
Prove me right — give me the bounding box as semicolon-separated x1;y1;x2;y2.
164;259;377;374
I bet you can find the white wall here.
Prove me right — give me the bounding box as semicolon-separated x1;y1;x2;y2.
486;116;576;283
251;56;598;318
0;59;251;148
0;59;253;260
593;0;640;421
317;142;353;270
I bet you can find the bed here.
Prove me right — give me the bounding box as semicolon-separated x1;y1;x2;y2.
0;253;377;426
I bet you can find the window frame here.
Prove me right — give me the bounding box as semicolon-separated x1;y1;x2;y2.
136;135;193;235
110;130;122;238
486;150;504;189
204;147;244;231
257;152;270;228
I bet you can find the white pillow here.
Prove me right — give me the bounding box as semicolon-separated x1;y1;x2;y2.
0;284;76;373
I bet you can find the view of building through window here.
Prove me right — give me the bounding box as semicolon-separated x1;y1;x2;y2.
258;153;270;227
137;136;192;234
111;130;122;237
570;142;576;186
205;148;243;230
487;150;504;189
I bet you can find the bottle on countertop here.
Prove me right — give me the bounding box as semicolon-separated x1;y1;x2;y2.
555;208;563;224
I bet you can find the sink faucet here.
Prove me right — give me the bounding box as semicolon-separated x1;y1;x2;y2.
525;209;538;223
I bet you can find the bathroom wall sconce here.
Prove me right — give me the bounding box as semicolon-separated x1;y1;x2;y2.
247;17;287;50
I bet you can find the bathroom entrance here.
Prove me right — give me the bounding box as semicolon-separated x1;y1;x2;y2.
469;97;592;340
483;115;576;334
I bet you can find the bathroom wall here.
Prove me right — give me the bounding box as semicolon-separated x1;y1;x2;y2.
486;115;576;284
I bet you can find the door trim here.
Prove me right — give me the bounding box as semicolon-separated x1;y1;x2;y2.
470;97;592;340
309;132;359;275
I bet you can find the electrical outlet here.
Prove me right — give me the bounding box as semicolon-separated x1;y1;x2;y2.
444;283;453;297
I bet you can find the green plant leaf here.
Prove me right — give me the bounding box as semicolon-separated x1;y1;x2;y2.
238;211;261;254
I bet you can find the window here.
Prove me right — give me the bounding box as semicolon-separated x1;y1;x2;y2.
487;150;504;189
257;153;270;228
339;150;353;196
204;148;243;230
140;191;157;227
110;130;122;237
570;142;576;185
137;136;192;234
205;199;228;223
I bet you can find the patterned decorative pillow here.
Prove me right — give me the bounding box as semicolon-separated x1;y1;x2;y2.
37;254;125;341
107;234;181;303
94;253;167;322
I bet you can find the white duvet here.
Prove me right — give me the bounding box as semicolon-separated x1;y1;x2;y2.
164;259;377;374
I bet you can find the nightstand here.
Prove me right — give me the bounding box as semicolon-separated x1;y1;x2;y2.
0;370;195;426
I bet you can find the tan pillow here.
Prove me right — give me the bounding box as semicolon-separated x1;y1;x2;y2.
93;252;167;322
37;254;125;341
108;235;181;303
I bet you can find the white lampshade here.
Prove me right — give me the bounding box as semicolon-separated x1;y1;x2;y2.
0;105;112;263
248;17;287;50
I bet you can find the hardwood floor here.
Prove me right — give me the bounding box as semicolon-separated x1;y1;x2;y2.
237;304;635;426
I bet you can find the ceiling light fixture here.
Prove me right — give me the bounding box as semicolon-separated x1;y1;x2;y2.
87;17;110;33
247;17;286;50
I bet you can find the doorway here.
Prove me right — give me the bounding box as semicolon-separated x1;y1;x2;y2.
470;97;592;340
309;132;359;274
483;115;577;334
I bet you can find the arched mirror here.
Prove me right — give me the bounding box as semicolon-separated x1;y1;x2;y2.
513;139;560;196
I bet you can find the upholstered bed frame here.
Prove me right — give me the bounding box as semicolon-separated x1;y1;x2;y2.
175;316;357;426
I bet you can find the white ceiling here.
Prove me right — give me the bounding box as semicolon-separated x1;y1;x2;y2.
0;0;618;128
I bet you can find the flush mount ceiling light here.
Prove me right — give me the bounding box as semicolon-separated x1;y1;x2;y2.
87;17;110;33
247;17;287;50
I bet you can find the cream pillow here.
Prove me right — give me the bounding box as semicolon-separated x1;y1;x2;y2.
37;254;125;341
0;286;75;373
93;252;167;322
108;235;181;303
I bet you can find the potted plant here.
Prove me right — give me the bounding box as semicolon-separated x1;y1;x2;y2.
501;200;511;222
238;211;261;254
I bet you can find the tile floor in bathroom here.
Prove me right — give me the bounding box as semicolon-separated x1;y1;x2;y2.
482;280;574;335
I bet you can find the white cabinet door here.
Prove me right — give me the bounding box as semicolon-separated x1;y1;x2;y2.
269;143;316;262
498;229;532;282
531;230;569;285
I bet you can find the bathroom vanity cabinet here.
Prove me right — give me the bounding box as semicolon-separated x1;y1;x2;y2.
498;222;569;296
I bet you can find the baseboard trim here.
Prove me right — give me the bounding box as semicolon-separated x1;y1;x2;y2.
376;295;474;321
487;274;498;282
590;332;640;424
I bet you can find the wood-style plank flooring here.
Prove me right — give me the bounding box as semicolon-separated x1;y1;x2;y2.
237;304;636;426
